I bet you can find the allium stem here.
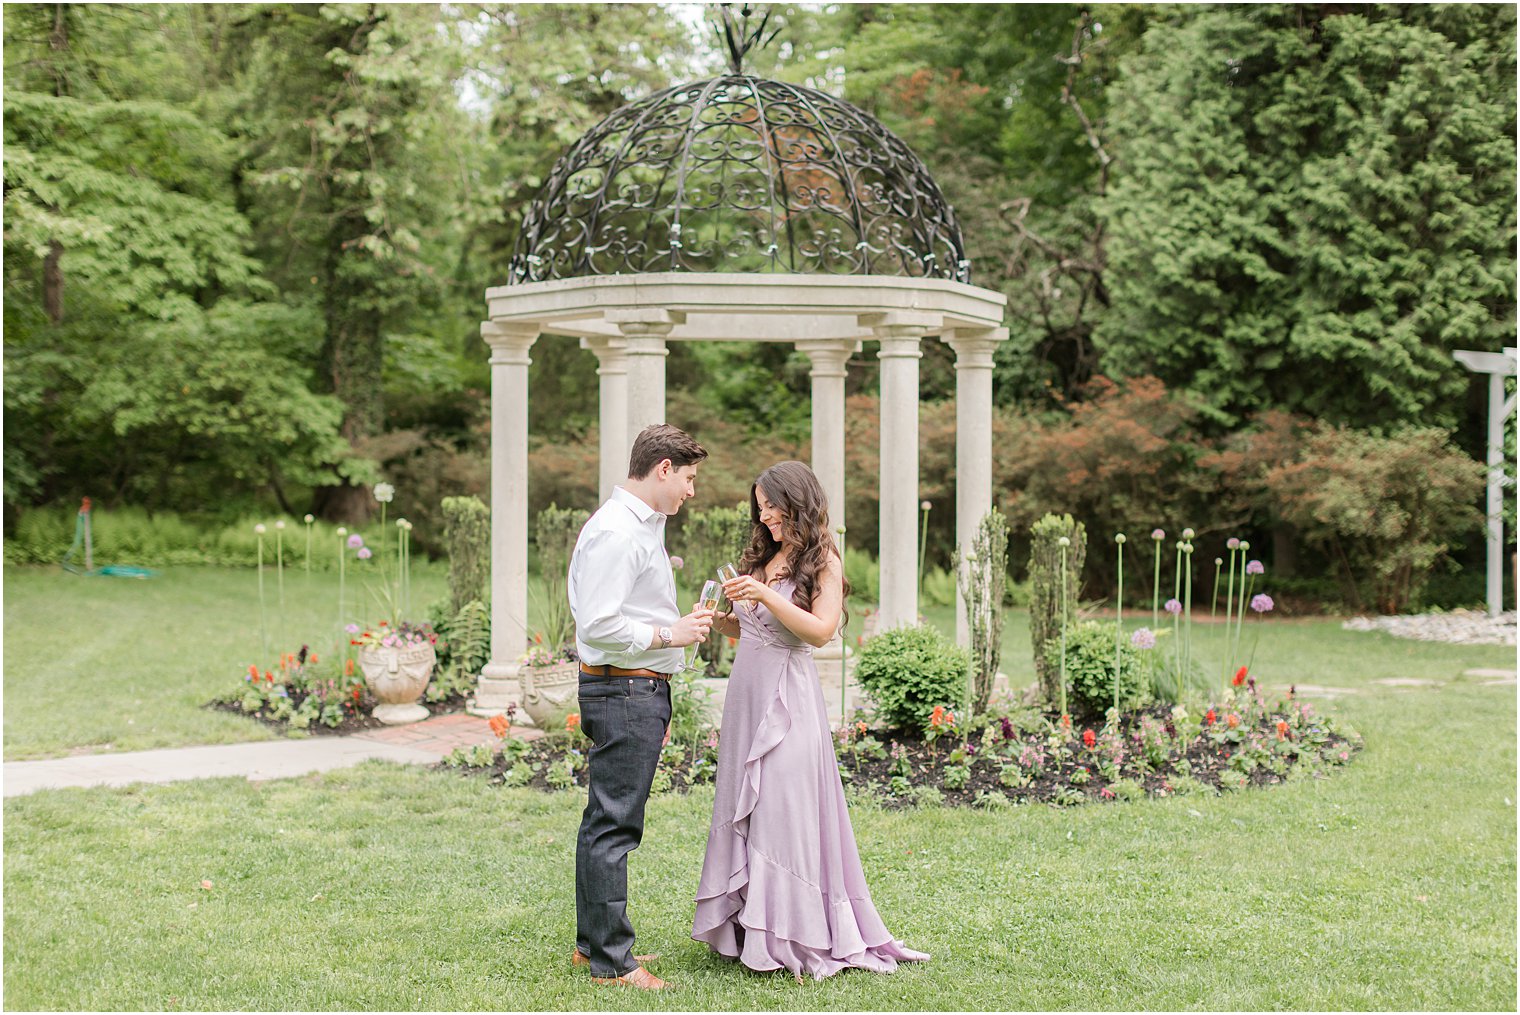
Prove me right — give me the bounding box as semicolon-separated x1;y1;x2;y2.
1183;546;1193;695
1114;537;1124;714
1152;541;1162;628
257;532;268;658
1059;539;1069;718
1222;547;1238;690
1211;558;1221;622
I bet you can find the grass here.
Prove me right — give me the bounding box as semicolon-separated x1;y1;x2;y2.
4;564;1517;1009
4;675;1515;1010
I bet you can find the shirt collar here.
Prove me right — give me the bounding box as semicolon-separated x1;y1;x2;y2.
611;485;662;525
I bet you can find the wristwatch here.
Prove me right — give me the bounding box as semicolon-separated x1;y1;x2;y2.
658;626;673;650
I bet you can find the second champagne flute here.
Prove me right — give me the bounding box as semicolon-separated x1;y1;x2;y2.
717;562;753;611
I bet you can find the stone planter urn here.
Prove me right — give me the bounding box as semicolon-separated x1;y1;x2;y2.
358;642;436;725
520;659;580;730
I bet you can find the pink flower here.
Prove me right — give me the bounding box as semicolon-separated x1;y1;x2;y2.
347;534;364;549
1245;560;1264;575
1250;594;1274;613
1227;537;1240;550
357;547;372;559
669;555;684;570
1164;598;1182;615
1130;627;1156;649
1151;529;1165;540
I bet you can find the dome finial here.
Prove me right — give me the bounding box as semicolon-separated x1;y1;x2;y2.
716;3;779;76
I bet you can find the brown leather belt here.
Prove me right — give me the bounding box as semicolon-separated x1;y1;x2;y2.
579;665;672;680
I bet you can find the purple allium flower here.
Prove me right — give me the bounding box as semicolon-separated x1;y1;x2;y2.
1250;593;1275;613
1164;598;1182;615
1246;559;1264;575
345;623;360;634
357;547;372;560
1151;529;1165;540
347;534;364;549
1227;537;1240;550
669;555;684;570
1130;627;1157;649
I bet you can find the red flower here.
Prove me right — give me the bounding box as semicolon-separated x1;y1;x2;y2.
1232;666;1248;687
264;670;275;683
1205;708;1216;726
1082;729;1096;749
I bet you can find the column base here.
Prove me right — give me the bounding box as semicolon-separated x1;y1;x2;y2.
469;663;524;718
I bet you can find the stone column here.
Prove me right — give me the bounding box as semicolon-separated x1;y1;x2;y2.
608;309;683;441
473;321;540;716
580;336;629;501
863;312;939;632
944;328;1007;647
797;339;859;690
794;339;858;536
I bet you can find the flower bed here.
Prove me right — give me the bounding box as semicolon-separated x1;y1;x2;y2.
438;681;1362;809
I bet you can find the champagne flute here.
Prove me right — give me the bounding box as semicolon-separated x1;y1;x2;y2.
700;579;723;612
718;562;753;611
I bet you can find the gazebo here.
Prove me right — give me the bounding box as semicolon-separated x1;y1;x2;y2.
471;64;1007;714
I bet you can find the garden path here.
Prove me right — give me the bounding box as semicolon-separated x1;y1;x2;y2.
2;714;541;799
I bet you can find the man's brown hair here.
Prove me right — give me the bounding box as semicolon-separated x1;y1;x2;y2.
628;423;707;479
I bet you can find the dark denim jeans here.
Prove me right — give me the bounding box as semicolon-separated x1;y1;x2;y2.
574;672;672;977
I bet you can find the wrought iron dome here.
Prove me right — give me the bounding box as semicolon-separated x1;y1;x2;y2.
508;74;971;286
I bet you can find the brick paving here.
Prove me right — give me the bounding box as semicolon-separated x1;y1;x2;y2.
351;711;543;756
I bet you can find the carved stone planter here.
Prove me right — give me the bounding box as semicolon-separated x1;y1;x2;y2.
358;643;436;725
520;659;580;730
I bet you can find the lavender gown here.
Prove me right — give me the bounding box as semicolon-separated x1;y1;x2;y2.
691;578;929;979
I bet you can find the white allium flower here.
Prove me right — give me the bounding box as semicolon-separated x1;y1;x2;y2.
337;527;348;536
254;524;266;535
921;501;932;511
1115;533;1126;544
373;482;395;504
304;514;315;524
275;520;285;530
1057;536;1070;547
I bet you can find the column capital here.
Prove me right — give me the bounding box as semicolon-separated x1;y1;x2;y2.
796;339;860;378
579;336;629;374
943;327;1007;369
607;308;686;339
481;321;539;364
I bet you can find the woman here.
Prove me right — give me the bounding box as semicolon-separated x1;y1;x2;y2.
691;460;928;981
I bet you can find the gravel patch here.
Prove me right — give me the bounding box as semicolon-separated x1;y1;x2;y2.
1342;609;1516;646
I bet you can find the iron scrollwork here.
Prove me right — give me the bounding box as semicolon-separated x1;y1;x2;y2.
509;75;970;285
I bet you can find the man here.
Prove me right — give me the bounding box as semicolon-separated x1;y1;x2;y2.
567;423;714;991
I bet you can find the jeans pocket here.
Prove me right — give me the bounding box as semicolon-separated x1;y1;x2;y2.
627;678;662;700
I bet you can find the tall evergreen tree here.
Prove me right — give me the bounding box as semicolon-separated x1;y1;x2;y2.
1096;4;1516;430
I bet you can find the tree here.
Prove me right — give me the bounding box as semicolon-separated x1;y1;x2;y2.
1097;5;1517;430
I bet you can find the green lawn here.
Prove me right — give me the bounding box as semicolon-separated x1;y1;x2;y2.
5;564;1518;1009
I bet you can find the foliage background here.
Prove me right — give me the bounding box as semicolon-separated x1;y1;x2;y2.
4;3;1514;611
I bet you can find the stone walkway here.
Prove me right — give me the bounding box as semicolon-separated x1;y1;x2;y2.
1342;609;1517;646
2;714;542;799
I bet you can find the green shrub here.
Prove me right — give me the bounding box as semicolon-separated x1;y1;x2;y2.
955;509;1010;716
854;624;970;731
844;546;879;605
1046;621;1150;717
441;496;490;615
1028;513;1086;708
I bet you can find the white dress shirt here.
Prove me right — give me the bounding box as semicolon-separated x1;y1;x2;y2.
567;486;684;673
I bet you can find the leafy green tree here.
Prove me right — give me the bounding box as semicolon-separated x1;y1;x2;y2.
1097;5;1517;430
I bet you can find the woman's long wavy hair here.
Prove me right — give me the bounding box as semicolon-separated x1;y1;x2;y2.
738;461;850;625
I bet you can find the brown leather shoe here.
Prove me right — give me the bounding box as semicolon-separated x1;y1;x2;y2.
571;948;659;968
590;964;670;991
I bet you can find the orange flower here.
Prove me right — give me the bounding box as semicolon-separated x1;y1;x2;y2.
247;665;258;680
264;670;275;683
344;658;355;676
566;713;581;732
856;721;867;735
310;654;318;665
1060;714;1072;730
1275;720;1289;741
930;705;945;728
488;714;509;738
1225;713;1240;729
1233;666;1248;687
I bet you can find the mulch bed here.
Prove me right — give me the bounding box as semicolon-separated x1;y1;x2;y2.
205;692;473;736
438;702;1362;809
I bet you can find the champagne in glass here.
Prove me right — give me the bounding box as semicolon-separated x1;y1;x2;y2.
718;561;753;611
700;579;723;612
